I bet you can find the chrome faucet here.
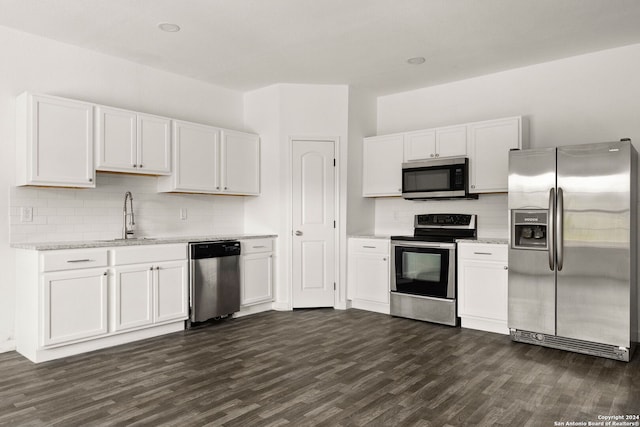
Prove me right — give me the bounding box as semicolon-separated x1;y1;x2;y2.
122;191;135;239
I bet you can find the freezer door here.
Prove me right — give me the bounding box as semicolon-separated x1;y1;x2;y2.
556;141;633;347
508;148;556;335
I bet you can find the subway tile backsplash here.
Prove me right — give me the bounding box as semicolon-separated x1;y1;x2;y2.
10;173;244;243
374;194;509;238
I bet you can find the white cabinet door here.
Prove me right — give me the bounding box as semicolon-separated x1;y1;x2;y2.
404;129;436;161
137;113;171;175
347;239;390;314
154;260;188;323
161;120;220;193
17;93;95;188
95;106;137;172
467;117;521;193
352;253;389;305
436;125;467;158
112;264;154;332
458;260;508;321
457;243;509;334
42;268;108;346
221;129;260;195
362;134;404;196
241;252;273;306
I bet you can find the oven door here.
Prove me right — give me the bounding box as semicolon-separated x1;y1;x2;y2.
391;241;456;299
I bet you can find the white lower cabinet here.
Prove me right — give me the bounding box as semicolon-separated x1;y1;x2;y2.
15;244;188;363
112;261;188;332
240;239;274;308
347;238;390;314
43;267;109;346
457;242;509;334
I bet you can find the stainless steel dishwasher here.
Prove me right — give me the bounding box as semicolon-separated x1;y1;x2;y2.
189;241;241;325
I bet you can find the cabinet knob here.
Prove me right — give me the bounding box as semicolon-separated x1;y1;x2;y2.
224;186;228;190
89;178;93;182
139;164;143;168
471;185;475;189
216;186;220;190
430;153;435;158
156;266;160;270
133;164;138;168
435;153;440;157
150;266;154;271
504;266;509;270
103;271;108;276
383;257;387;261
295;230;303;236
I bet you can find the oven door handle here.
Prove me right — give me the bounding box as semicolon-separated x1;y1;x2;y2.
391;241;456;249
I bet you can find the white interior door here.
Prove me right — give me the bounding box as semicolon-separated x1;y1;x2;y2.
292;140;336;307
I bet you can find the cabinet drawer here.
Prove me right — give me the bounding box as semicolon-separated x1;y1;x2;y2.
349;239;389;255
41;249;108;272
112;244;187;265
457;243;507;261
241;239;273;254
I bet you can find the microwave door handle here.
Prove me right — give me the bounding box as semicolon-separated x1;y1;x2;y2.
556;187;564;271
548;188;555;271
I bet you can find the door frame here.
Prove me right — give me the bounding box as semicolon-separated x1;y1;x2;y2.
288;136;340;308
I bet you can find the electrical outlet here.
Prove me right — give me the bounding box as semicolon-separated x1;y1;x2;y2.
21;207;33;223
180;208;187;220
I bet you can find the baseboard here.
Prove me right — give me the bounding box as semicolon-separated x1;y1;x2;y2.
272;302;292;311
234;302;273;318
0;339;16;353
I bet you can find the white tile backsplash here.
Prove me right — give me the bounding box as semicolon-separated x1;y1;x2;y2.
374;194;509;238
10;173;245;243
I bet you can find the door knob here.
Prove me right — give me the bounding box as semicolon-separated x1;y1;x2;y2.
295;230;303;236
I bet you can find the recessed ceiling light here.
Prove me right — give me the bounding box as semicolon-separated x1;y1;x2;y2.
158;22;181;33
407;56;426;65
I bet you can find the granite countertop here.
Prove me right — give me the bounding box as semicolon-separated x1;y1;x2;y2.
458;237;508;245
348;234;391;240
11;234;278;251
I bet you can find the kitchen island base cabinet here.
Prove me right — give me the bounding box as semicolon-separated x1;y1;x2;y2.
347;238;390;314
15;244;188;363
457;242;509;335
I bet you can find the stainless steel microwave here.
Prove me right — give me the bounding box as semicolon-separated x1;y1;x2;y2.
401;157;477;200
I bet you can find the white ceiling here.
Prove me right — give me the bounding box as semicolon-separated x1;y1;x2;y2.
1;0;640;95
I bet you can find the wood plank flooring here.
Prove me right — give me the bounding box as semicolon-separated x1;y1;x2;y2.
0;309;639;426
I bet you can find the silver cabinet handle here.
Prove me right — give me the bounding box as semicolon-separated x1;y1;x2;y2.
557;187;564;271
253;245;266;249
363;245;377;249
473;252;493;255
294;230;303;236
67;259;94;263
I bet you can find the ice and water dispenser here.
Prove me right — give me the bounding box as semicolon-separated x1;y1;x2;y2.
511;210;549;250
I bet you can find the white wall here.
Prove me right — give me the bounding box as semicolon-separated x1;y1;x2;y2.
244;84;350;309
0;25;246;352
375;43;640;238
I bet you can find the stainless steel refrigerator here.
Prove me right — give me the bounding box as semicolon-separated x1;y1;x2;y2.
508;140;638;361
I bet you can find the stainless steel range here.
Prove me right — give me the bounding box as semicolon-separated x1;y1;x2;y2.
391;214;477;326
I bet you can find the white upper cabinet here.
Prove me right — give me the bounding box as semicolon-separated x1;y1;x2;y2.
220;129;260;195
16;92;95;188
158;120;221;193
96;106;171;175
158;121;261;195
467;116;522;193
404;125;467;162
362;134;404;197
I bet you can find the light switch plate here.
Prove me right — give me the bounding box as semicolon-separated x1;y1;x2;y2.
180;208;187;220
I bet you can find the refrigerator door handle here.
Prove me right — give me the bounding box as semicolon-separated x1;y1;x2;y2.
556;187;564;271
548;187;555;271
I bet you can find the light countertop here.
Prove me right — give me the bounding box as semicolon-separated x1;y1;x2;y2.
11;234;277;251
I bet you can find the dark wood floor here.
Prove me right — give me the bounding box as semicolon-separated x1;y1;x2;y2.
0;309;639;426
